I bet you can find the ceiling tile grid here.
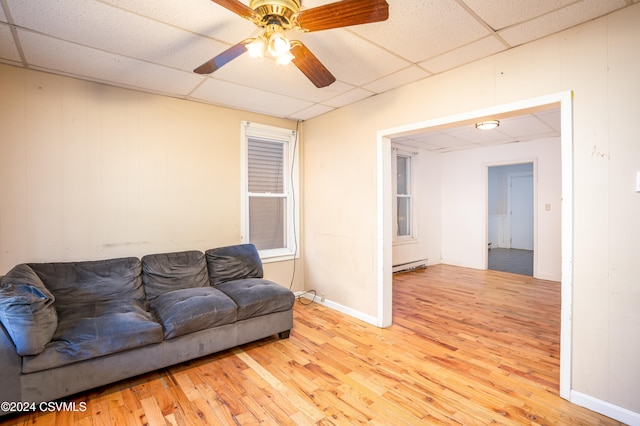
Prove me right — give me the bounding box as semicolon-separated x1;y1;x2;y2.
392;109;561;153
497;0;629;47
0;0;633;120
350;0;492;63
419;35;506;74
0;23;20;63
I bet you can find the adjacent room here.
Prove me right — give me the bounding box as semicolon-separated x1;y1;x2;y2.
1;1;638;424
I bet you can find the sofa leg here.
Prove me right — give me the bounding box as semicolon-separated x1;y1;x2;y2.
278;330;291;339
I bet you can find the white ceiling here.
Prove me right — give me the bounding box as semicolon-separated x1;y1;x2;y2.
392;108;561;153
0;0;635;121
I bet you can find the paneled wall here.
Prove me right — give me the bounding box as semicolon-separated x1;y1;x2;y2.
302;3;640;418
0;64;301;289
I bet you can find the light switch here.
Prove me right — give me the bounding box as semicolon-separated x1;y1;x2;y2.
545;204;551;211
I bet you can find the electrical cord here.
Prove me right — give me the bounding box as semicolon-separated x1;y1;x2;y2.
289;120;318;306
296;290;316;305
289;120;300;291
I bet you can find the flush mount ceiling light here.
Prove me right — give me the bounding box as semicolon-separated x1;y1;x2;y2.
475;120;500;130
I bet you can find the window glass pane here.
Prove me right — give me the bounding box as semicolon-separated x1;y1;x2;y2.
249;196;286;250
397;155;409;195
248;138;284;193
397;197;410;236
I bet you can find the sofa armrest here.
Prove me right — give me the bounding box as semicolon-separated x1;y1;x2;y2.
0;321;22;410
0;265;58;356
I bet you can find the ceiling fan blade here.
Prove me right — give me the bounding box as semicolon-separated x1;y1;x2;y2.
290;41;336;88
193;40;250;74
297;0;389;32
210;0;255;20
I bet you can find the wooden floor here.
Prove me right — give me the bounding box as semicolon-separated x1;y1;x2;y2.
2;265;623;425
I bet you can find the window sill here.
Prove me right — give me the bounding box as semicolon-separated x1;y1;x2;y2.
259;251;299;264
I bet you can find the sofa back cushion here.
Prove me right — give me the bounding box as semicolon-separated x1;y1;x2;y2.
141;251;209;299
205;244;263;286
0;264;58;356
28;257;144;310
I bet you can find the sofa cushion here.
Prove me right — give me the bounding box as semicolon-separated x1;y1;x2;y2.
205;244;263;286
148;287;237;339
142;251;209;300
28;257;145;310
215;278;295;321
0;264;58;356
22;299;163;373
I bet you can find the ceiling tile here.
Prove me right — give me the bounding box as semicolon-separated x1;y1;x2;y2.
0;23;21;63
189;77;313;117
18;29;204;96
7;0;232;72
363;65;431;93
534;109;562;133
322;87;376;108
102;0;256;43
497;115;555;139
498;0;628;47
289;104;336;121
413;132;471;148
296;30;410;86
446;126;513;145
210;53;354;103
349;0;491;63
462;0;575;31
419;35;506;74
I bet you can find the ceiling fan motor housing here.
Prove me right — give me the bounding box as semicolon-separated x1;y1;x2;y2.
250;0;301;27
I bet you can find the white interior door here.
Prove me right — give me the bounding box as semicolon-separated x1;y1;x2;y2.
509;174;534;250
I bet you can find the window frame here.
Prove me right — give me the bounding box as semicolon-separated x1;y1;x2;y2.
240;121;299;262
392;147;417;243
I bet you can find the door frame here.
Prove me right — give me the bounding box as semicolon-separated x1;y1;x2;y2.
486;162;537;274
376;91;573;399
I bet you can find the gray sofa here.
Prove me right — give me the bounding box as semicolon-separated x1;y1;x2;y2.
0;244;294;416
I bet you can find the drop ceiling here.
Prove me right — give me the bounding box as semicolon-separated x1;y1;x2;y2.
392;108;561;153
0;0;635;121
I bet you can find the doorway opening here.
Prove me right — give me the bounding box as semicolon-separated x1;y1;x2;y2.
377;91;573;399
487;163;535;276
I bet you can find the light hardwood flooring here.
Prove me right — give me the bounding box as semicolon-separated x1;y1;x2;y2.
2;265;623;425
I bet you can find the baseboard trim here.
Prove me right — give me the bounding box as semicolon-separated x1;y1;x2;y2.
570;390;640;426
295;292;378;327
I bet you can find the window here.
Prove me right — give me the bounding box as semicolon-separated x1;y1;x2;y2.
392;148;416;240
241;122;298;261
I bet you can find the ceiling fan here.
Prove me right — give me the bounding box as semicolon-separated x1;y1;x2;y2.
194;0;390;88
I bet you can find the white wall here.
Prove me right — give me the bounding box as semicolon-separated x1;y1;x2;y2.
391;148;442;268
440;139;561;281
0;64;302;289
303;3;640;419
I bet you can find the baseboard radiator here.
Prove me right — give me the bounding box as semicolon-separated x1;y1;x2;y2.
392;259;428;273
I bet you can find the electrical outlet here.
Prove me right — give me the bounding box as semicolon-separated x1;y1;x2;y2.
320;294;326;302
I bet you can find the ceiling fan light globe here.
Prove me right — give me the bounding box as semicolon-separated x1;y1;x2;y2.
268;32;291;57
276;52;295;66
247;38;266;59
